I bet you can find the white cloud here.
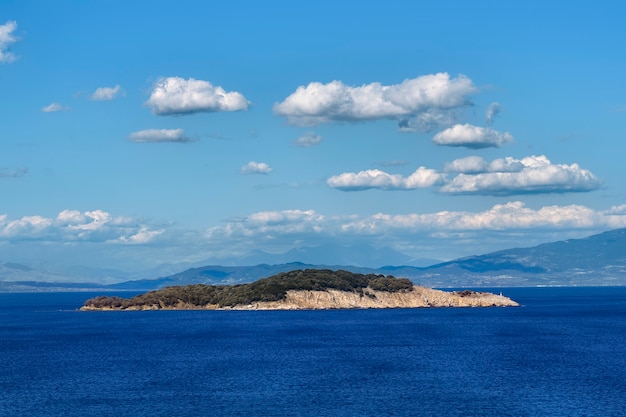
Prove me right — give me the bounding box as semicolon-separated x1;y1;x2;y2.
145;77;250;115
4;203;626;269
91;85;123;101
245;209;323;230
328;155;599;195
0;21;18;63
485;102;501;126
445;156;524;174
487;156;526;173
0;167;27;178
241;161;272;175
294;132;323;147
0;215;52;238
114;227;164;244
0;209;162;244
444;156;489;174
206;210;328;252
433;123;514;148
274;73;475;126
206;203;626;256
128;128;191;143
42;102;69;113
327;167;445;191
442;155;601;195
605;204;626;215
339;202;624;234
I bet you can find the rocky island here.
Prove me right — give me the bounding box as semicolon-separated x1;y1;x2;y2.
81;269;519;311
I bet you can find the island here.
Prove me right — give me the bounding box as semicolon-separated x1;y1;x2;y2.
80;269;519;310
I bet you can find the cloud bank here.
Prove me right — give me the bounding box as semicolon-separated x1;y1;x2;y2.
3;204;625;247
241;161;272;175
433;124;514;148
206;203;626;254
91;85;123;101
442;155;601;195
0;210;163;244
128;128;191;143
0;21;18;63
329;155;599;195
274;73;475;127
339;202;623;234
3;203;625;267
327;168;445;191
145;77;250;115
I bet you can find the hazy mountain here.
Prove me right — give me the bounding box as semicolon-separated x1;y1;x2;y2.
413;228;626;287
109;262;381;290
210;244;439;268
130;228;626;289
0;262;70;283
3;228;626;291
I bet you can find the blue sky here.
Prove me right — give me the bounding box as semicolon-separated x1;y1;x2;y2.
1;0;626;274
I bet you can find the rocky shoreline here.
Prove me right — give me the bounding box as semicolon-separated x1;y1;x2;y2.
80;286;518;311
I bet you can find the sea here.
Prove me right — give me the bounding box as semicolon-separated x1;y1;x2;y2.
1;287;625;417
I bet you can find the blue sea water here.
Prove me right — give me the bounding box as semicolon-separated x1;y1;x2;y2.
1;287;626;417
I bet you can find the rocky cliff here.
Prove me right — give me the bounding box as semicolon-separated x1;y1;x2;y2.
227;287;518;310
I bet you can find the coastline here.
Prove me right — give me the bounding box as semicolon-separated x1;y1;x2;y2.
80;286;519;311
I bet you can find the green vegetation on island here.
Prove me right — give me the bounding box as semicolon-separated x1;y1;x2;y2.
83;269;414;310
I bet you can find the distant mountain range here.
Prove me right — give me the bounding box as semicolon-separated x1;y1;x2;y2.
2;228;626;291
205;243;440;268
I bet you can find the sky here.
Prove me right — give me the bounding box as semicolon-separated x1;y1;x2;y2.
1;0;626;274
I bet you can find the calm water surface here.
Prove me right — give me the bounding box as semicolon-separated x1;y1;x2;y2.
1;287;625;416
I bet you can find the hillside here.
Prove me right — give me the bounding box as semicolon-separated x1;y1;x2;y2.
81;269;518;310
417;228;626;286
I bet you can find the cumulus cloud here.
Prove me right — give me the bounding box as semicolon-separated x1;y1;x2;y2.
5;205;626;248
0;21;18;63
442;155;601;195
91;85;123;101
0;209;163;244
485;102;501;126
206;203;626;253
241;161;272;175
42;102;69;113
444;156;524;174
274;73;475;126
329;155;599;195
433;124;514;148
444;156;489;174
206;210;327;250
115;226;164;244
145;77;250;115
0;167;27;178
339;202;625;234
327;167;445;191
294;132;323;147
4;203;626;268
128;128;191;143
